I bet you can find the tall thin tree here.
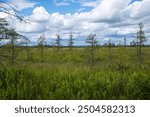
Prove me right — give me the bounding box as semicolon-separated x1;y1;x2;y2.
86;33;98;63
6;28;19;64
124;37;127;47
38;34;46;63
55;33;61;51
68;32;74;50
135;23;146;63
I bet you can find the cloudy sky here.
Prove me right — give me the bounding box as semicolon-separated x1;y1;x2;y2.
1;0;150;45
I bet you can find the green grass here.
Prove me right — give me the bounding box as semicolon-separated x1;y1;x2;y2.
0;47;150;99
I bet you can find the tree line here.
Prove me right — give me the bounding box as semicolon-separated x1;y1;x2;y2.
0;0;147;64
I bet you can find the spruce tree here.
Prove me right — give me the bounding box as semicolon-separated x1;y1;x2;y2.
136;22;146;63
68;32;74;50
86;33;98;63
38;34;46;63
55;33;61;51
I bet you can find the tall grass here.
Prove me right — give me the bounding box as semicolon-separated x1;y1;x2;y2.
0;47;150;100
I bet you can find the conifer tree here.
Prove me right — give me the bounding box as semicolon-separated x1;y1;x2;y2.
55;33;61;51
68;32;74;50
86;33;98;63
136;23;146;63
38;34;46;63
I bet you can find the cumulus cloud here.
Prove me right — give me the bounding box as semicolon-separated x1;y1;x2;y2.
11;7;49;33
126;0;150;19
5;0;150;45
86;0;130;23
29;6;50;22
16;21;48;33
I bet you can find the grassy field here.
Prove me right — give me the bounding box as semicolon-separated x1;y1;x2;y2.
0;46;150;99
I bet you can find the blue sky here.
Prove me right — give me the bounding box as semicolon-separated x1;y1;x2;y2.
19;0;94;15
1;0;150;46
18;0;141;15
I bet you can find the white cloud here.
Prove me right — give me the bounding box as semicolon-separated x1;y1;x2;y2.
29;6;50;22
0;12;9;18
53;0;70;6
81;0;101;7
10;0;37;11
77;8;85;12
5;0;150;45
53;0;101;7
54;2;70;6
89;0;130;23
126;0;150;19
16;21;48;33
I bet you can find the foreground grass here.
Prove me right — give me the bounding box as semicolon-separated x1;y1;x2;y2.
0;63;150;100
0;47;150;99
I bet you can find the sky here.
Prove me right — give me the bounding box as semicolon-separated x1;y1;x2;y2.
1;0;150;46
